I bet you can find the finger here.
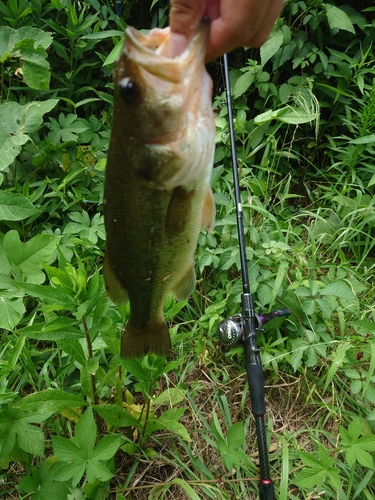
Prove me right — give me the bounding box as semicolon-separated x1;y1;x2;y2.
205;0;284;61
169;0;207;41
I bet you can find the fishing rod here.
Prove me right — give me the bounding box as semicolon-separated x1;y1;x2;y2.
217;53;290;500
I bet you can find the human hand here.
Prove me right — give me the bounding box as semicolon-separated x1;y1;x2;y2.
169;0;284;61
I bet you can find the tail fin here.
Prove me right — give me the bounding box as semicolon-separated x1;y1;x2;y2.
121;318;172;358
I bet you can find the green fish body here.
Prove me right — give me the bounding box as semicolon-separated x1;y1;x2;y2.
104;24;215;358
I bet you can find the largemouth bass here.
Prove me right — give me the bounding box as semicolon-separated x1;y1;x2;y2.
103;22;215;358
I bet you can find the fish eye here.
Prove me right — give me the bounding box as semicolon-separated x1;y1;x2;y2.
119;77;139;103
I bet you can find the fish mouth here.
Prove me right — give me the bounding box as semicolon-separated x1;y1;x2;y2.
124;22;208;83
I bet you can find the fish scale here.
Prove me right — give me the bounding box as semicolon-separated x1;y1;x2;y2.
103;22;215;358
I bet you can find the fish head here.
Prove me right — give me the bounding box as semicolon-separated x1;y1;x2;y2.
112;22;211;145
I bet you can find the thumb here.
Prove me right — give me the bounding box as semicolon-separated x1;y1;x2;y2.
169;0;206;55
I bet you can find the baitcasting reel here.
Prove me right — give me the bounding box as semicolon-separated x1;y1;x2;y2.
218;309;291;347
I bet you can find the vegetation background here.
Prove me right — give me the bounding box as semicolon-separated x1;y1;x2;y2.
1;0;375;498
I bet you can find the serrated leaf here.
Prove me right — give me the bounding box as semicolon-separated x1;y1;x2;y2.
53;461;86;486
85;460;113;483
92;435;121;460
19;462;70;500
75;408;96;455
27;481;70;500
52;435;85;462
324;4;355;33
15;421;45;456
290;338;308;372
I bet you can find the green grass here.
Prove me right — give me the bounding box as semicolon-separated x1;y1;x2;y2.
1;1;375;499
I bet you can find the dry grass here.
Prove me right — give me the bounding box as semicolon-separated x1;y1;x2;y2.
109;364;334;499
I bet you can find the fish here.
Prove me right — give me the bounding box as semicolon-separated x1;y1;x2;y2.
103;22;215;358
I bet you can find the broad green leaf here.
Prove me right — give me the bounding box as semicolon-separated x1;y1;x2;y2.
15;420;45;456
85;460;113;483
227;423;245;449
324;342;351;391
150;417;192;442
257;283;273;307
0;296;25;330
270;261;288;307
92;404;142;428
46;113;89;143
13;281;75;308
82;30;124;39
52;461;86;486
169;478;203;500
324;4;355;33
315;298;333;319
0;27;52;89
0;192;39;221
294;468;327;489
14;389;86;413
260;28;284;67
0;131;29;172
232;71;255;99
3;230;59;284
57;339;87;366
52;435;86;462
19;462;71;499
52;409;117;487
17;318;83;340
290;338;308;372
22;480;70;500
75;408;96;455
0;100;58;171
277;105;319;125
91;435;121;460
16;40;51;89
349;135;375;145
0;410;47;457
321;281;356;300
153;388;187;406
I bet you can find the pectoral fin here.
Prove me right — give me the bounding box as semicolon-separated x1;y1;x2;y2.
165;186;193;238
103;251;128;305
202;187;215;233
172;263;196;301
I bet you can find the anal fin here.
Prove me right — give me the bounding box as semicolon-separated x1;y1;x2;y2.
171;262;196;301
